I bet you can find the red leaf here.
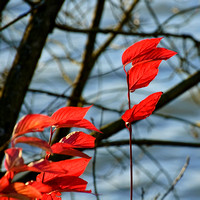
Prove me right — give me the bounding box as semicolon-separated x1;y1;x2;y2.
14;136;52;153
131;47;177;66
13;114;54;137
128;60;161;92
60;131;95;148
4;148;24;171
51;106;101;132
51;106;92;125
58;119;101;132
40;192;61;200
30;174;91;194
51;143;90;158
122;38;163;66
1;182;42;200
27;157;91;176
0;172;14;191
122;92;162;123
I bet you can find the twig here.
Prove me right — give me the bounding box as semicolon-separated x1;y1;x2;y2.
93;70;200;141
92;147;100;200
160;157;190;200
55;24;200;45
0;1;45;32
98;139;200;148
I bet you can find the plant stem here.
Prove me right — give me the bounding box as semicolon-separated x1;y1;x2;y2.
129;123;133;200
48;127;54;145
126;73;133;200
45;127;54;160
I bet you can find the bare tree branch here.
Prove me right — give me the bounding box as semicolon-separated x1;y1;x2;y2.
53;0;106;143
98;139;200;148
160;157;190;200
92;70;200;142
55;25;200;46
0;0;64;164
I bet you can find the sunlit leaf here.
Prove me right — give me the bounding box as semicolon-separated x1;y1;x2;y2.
27;157;91;176
39;192;61;200
51;143;90;158
122;92;163;123
14;136;52;153
0;172;14;191
0;182;42;200
122;37;163;66
51;106;92;125
131;47;177;66
57;119;101;133
60;131;95;148
4;148;24;171
30;174;91;194
13;114;54;137
128;60;161;92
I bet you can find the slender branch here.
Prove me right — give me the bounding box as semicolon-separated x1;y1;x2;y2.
52;0;106;144
160;157;190;200
97;139;200;148
92;70;200;142
0;0;64;164
55;24;200;45
157;5;200;32
0;2;45;32
93;0;140;60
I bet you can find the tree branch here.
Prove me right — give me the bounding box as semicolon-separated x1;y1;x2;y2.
52;0;106;143
98;139;200;148
92;70;200;142
0;0;64;164
55;24;200;46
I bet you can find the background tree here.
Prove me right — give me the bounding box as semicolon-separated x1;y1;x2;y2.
0;0;200;199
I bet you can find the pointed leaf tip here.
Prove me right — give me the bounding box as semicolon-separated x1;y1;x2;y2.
51;106;92;125
128;60;161;92
59;131;96;148
13;114;54;137
122;92;163;123
122;37;163;66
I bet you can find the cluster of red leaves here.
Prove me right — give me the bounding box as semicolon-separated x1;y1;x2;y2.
121;37;177;123
0;106;101;200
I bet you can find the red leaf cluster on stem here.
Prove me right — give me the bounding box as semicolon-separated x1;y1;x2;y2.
0;105;101;200
121;37;177;200
122;37;177;123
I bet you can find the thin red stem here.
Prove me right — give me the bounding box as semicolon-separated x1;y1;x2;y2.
45;127;54;160
126;73;133;200
129;124;133;200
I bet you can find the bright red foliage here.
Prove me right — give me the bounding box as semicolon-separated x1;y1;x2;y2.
38;192;61;200
122;37;177;92
122;37;176;125
128;60;161;92
0;182;42;200
13;114;54;138
0;172;14;191
51;106;92;123
2;105;99;199
14;136;52;153
12;105;101;139
122;92;163;123
1;37;176;200
59;131;96;148
4;148;24;171
30;173;91;194
0;172;42;200
122;37;176;67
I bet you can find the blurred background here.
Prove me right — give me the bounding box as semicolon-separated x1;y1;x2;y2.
0;0;200;199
